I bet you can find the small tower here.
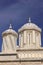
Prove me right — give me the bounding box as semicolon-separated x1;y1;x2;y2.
2;24;18;53
18;18;42;49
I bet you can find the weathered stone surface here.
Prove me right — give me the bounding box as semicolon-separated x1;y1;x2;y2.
0;19;43;65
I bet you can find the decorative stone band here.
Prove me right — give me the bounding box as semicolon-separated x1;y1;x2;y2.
0;54;42;62
16;48;43;59
0;53;18;61
18;53;43;59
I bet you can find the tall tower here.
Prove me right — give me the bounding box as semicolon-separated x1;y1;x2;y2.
2;24;18;53
18;18;42;49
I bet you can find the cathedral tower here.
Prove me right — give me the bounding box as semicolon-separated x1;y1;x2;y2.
18;18;42;49
2;24;18;53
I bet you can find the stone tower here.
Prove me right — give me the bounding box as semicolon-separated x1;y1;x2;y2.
0;18;43;65
2;24;18;53
18;18;42;49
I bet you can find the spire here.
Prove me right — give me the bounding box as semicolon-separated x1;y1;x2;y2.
9;18;12;29
28;17;31;23
9;24;12;29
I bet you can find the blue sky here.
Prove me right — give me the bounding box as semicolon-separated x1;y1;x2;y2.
0;0;43;51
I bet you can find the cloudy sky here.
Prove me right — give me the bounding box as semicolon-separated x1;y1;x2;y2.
0;0;43;51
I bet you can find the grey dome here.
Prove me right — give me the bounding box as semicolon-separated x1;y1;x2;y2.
18;22;41;32
2;24;18;37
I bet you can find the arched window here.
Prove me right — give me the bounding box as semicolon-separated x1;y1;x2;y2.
28;31;32;46
36;32;40;47
19;34;21;47
19;33;23;47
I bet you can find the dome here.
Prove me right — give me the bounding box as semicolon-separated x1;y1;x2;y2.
2;24;18;37
18;18;41;32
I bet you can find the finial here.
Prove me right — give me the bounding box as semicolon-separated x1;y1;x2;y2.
9;24;12;29
9;18;12;29
29;17;31;23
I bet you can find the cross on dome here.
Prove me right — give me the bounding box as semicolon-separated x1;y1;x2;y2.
28;17;31;23
9;19;12;29
9;24;12;29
